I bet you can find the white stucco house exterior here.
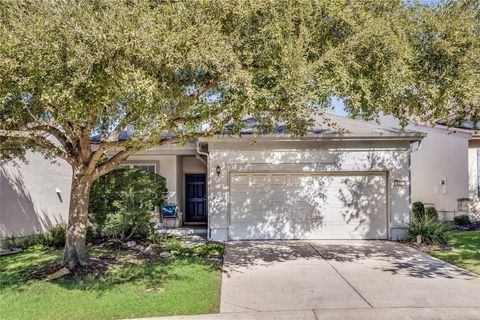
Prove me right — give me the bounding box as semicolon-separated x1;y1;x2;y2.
1;115;426;241
468;134;480;220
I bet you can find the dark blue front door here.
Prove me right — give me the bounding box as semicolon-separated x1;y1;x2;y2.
185;174;207;222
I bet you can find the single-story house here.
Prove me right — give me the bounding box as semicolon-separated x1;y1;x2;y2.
1;115;426;241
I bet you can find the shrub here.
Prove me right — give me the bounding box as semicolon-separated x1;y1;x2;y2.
0;235;17;249
412;201;425;222
454;214;471;226
425;207;439;220
44;224;66;247
103;203;152;241
146;228;166;244
86;225;95;243
89;168;167;241
407;216;450;245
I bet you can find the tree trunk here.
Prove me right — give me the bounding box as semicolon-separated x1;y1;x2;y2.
63;171;92;269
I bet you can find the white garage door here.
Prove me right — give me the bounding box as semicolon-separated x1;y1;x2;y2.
229;172;387;240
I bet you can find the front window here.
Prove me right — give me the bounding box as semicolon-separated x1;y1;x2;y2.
119;163;156;174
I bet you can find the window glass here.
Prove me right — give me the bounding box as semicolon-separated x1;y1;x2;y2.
118;163;156;173
133;164;156;173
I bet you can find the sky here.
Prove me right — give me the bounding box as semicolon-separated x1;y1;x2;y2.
331;97;347;117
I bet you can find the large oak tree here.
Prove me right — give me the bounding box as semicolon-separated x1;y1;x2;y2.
0;0;478;268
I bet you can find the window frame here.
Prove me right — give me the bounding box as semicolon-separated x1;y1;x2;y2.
119;162;157;174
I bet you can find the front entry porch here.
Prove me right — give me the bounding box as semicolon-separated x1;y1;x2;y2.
123;149;208;230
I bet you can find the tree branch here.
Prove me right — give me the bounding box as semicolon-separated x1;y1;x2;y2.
168;76;221;122
0;129;75;165
107;112;132;142
27;124;75;155
92;149;135;179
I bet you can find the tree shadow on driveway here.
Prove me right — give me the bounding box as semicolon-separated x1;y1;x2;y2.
223;240;476;280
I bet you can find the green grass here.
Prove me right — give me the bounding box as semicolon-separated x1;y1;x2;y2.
430;230;480;275
0;245;221;320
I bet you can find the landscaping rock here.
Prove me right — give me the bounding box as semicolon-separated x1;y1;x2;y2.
159;251;172;258
135;245;145;252
126;241;136;248
143;244;160;254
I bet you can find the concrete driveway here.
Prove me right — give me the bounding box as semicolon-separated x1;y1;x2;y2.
220;240;480;318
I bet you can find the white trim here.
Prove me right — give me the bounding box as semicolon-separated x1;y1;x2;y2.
119;162;158;174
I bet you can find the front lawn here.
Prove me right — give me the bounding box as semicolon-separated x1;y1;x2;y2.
0;244;221;320
429;230;480;275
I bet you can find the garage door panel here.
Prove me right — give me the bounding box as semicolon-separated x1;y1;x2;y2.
229;172;387;240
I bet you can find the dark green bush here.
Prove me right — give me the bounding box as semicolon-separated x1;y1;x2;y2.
89;167;167;241
412;201;425;222
454;214;471;226
425;207;439;220
44;224;66;247
407;216;449;245
86;225;95;242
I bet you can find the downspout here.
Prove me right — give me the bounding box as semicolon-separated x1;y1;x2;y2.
406;139;422;239
195;142;208;166
409;139;423;152
196;141;210;239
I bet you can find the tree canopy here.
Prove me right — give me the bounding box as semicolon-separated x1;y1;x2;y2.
1;1;478;167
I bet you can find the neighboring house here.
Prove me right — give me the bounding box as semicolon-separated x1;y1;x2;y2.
379;115;472;220
1;115;425;241
468;133;480;220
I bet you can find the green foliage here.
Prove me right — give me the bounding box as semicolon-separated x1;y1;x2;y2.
408;216;450;245
0;245;221;319
89;168;167;241
1;0;478;165
146;231;167;245
425;207;439;220
159;237;225;256
454;214;471;226
86;225;95;243
430;231;480;275
43;224;67;248
412;201;425;222
1;226;66;249
0;236;16;249
194;243;225;256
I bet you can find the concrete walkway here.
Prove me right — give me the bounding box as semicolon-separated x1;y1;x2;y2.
137;240;480;320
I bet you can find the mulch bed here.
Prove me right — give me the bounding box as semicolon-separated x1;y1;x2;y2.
30;256;119;281
14;236;224;282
